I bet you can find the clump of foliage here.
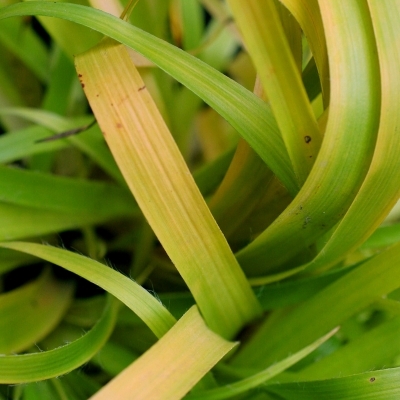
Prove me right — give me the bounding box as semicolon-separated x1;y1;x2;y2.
0;0;400;399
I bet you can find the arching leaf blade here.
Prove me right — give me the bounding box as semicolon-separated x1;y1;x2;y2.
0;295;119;384
0;241;176;338
0;268;74;354
236;0;380;275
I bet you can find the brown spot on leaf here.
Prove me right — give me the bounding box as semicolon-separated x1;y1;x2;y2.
304;136;312;143
116;122;123;129
369;377;376;383
78;74;82;78
117;95;129;106
138;85;146;91
81;83;85;88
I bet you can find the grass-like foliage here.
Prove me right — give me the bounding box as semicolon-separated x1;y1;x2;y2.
0;0;400;399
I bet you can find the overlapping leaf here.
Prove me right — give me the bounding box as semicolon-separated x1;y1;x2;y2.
91;307;236;400
75;39;261;339
236;1;380;274
0;1;298;193
0;242;176;338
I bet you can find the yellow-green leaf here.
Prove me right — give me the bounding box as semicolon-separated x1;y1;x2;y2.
75;40;262;339
91;306;237;400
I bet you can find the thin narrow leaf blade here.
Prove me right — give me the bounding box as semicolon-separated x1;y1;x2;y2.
0;1;298;193
266;367;400;400
303;0;400;273
290;315;400;381
0;108;123;182
228;0;321;186
24;0;101;59
280;0;329;103
0;242;176;338
0;202;128;241
232;242;400;369
236;0;380;274
0;165;135;215
0;296;119;383
186;328;338;400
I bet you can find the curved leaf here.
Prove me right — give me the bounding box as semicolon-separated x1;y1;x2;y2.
0;242;176;338
0;268;74;353
232;241;400;369
280;0;329;103
0;295;119;384
236;0;380;274
186;328;337;400
228;0;321;186
0;1;298;193
300;0;400;273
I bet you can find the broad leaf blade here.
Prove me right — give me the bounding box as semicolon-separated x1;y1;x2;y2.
91;306;237;400
75;40;261;339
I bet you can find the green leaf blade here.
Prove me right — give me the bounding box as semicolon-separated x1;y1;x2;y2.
0;1;298;194
0;295;119;384
0;242;176;338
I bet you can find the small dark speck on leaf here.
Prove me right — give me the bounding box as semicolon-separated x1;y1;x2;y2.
369;377;376;383
81;83;85;88
138;85;146;91
304;135;312;143
78;74;82;77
